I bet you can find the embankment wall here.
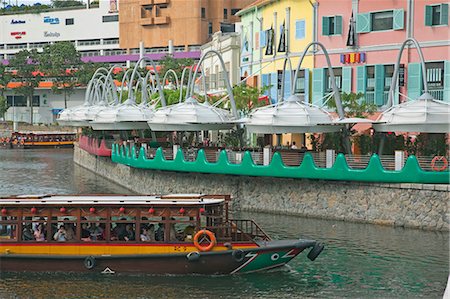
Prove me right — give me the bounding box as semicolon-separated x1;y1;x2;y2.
74;145;449;231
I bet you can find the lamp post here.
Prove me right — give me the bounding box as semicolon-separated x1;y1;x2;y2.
12;96;17;132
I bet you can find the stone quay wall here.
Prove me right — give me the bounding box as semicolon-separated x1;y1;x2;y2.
74;145;450;231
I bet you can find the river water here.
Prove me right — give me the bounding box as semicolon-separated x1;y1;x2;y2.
0;149;448;298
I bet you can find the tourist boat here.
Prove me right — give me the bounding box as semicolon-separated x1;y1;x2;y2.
0;194;324;274
0;131;76;149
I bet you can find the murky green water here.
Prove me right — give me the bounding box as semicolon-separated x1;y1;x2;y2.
0;149;448;298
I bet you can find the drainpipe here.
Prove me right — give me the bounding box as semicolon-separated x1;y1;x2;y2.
286;7;290;55
250;21;254;76
273;11;277;60
352;0;358;48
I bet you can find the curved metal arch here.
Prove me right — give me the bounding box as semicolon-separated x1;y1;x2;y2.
280;57;294;102
387;38;428;108
162;69;180;90
292;41;344;119
102;64;121;105
180;67;193;102
84;67;109;104
119;68;134;104
144;70;157;94
129;57;166;107
189;49;238;118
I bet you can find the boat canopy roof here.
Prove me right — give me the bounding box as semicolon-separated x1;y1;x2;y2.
0;194;228;206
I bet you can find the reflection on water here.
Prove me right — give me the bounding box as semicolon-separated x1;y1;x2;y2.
0;149;448;298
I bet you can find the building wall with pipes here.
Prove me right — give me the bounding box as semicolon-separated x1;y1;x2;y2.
314;0;450;107
200;31;242;92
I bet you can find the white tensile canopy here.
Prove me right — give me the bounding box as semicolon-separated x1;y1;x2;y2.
147;97;237;131
90;99;154;131
244;95;343;134
373;93;450;133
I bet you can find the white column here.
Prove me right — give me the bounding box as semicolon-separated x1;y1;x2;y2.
395;150;405;171
139;41;145;68
173;144;179;159
263;147;272;166
326;149;335;168
285;7;290;54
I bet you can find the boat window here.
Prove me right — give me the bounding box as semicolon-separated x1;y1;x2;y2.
21;216;48;242
169;216;196;242
0;215;18;242
50;216;77;242
80;213;107;242
111;216;136;242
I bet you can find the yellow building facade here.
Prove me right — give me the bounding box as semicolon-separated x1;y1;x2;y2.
238;0;317;147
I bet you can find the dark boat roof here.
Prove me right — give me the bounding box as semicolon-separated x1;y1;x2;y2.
0;194;228;206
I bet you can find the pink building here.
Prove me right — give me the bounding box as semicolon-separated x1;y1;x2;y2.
314;0;449;106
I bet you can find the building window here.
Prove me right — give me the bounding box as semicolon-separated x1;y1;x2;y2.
65;18;74;25
208;22;213;36
102;15;118;23
294;69;306;94
295;20;305;39
322;16;342;36
231;8;240;16
224;8;228;19
6;95;39;107
326;67;342;92
201;7;206;19
220;22;235;33
371;11;393;31
357;9;404;33
425;4;448;26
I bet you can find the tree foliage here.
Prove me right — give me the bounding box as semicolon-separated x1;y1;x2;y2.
232;84;269;116
0;95;8;120
158;55;194;80
51;0;85;8
8;49;43;124
40;41;82;108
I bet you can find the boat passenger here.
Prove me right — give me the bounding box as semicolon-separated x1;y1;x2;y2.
81;223;91;241
53;225;67;242
22;224;34;241
155;223;164;241
89;223;104;241
183;225;195;242
123;224;135;241
34;224;45;242
169;218;177;241
140;225;154;242
64;223;75;241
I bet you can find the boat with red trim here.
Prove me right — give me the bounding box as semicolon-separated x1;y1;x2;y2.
0;194;324;274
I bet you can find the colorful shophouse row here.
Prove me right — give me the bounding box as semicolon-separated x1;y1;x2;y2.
238;0;449;107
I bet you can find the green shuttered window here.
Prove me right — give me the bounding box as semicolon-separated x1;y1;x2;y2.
357;9;404;33
425;4;449;26
407;62;423;100
322;16;343;36
342;67;352;93
443;61;450;102
312;68;326;106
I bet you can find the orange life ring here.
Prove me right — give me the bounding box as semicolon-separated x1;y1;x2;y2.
5;138;10;143
193;229;216;252
431;156;448;172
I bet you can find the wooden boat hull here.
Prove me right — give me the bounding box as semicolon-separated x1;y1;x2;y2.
0;240;320;275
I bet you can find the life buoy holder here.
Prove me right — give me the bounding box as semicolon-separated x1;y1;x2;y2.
193;229;216;252
431;156;448;172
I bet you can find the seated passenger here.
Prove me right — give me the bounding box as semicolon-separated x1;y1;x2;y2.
64;222;75;241
155;223;164;241
22;224;34;241
183;225;195;242
89;223;104;241
34;223;45;242
53;225;67;242
81;223;91;241
123;224;135;241
140;227;152;242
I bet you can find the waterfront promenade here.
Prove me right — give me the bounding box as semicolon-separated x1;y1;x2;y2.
74;144;449;231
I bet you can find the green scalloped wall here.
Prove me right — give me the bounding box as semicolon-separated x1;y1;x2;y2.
111;144;449;184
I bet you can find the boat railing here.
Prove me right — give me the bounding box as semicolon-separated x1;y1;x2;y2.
227;219;271;242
